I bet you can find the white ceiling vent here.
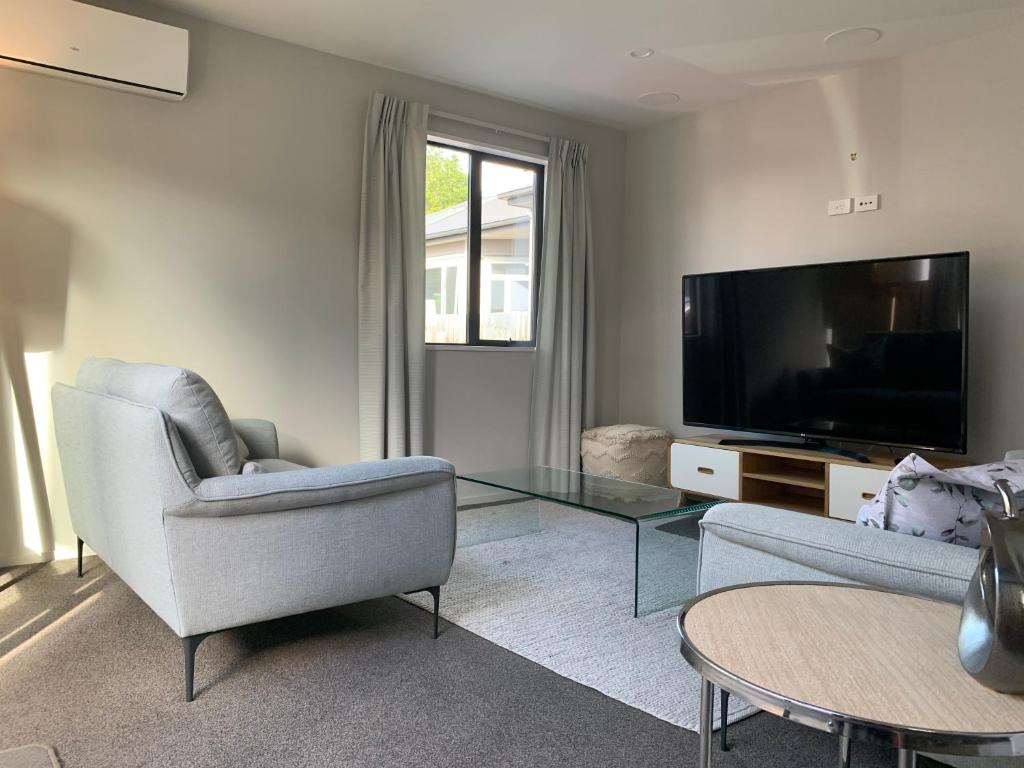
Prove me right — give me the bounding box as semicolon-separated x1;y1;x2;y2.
0;0;189;100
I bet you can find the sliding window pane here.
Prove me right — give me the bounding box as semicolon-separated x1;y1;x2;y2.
444;267;458;314
425;145;470;344
490;280;505;312
425;268;442;315
510;280;530;312
479;160;537;342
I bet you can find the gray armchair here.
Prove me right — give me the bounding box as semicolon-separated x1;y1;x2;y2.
52;358;456;701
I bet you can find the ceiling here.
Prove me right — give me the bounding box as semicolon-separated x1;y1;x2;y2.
148;0;1024;128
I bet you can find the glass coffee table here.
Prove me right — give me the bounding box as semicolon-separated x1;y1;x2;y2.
457;466;720;617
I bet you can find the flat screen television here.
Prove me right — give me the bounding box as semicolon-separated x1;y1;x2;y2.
682;252;969;453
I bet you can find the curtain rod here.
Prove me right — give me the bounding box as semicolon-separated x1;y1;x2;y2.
430;110;550;145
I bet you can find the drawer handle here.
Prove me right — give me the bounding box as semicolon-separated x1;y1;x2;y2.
861;492;875;501
697;466;715;476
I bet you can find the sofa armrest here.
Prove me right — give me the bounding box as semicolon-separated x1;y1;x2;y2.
231;418;279;459
166;456;455;518
698;503;978;603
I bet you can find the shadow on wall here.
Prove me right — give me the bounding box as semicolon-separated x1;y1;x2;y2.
0;195;72;567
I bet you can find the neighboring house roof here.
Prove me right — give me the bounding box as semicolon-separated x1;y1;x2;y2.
426;187;533;240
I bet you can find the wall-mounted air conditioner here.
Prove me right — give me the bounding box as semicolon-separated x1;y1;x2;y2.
0;0;189;100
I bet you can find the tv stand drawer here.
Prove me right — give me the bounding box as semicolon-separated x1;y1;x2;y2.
670;443;740;500
828;464;891;522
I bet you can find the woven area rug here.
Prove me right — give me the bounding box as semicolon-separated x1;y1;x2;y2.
404;501;756;732
0;746;60;768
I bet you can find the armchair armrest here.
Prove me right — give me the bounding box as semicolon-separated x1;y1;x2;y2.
231;418;279;459
166;456;455;518
698;503;977;603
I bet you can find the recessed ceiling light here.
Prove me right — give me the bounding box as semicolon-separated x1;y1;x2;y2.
637;91;680;107
630;48;654;59
823;27;883;49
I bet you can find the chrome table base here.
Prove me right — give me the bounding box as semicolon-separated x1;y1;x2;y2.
698;678;919;767
699;679;713;768
840;735;852;767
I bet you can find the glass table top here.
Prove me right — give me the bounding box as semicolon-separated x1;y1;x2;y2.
457;466;717;523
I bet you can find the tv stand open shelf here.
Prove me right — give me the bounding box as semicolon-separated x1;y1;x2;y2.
742;466;826;491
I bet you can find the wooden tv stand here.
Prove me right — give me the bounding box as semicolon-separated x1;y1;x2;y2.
669;434;903;521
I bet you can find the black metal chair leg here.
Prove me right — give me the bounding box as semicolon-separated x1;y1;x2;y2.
428;585;440;639
404;585;442;638
182;632;212;702
77;537;84;578
720;689;730;751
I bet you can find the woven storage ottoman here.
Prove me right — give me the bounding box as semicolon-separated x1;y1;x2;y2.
580;424;673;486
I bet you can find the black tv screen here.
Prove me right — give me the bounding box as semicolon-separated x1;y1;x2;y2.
682;253;969;453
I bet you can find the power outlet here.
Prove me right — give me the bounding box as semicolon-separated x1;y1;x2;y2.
827;198;852;216
855;194;880;212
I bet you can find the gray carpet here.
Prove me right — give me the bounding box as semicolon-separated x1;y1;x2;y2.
404;501;757;731
1;558;939;767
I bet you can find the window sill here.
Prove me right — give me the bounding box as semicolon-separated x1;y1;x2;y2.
426;344;536;353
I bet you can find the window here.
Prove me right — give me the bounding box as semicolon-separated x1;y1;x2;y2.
425;141;544;346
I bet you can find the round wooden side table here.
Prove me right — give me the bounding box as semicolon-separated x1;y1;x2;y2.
677;582;1024;767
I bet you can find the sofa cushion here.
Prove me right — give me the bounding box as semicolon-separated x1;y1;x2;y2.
77;357;241;478
858;453;1024;548
230;418;279;460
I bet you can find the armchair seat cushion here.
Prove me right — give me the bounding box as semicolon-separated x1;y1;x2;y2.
243;458;308;474
77;357;241;478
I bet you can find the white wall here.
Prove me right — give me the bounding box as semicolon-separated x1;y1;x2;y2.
0;0;625;562
618;23;1024;463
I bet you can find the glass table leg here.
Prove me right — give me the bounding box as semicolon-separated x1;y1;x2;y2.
456;494;541;548
634;507;706;616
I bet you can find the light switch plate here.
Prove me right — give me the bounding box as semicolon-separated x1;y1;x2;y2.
855;194;880;212
828;198;852;216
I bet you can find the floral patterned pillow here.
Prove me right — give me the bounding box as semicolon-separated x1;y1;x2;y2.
856;454;1024;548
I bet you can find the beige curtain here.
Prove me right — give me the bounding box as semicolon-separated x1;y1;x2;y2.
357;93;428;460
529;138;595;470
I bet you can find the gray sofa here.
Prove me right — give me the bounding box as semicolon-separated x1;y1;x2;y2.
697;502;1019;768
52;358;457;701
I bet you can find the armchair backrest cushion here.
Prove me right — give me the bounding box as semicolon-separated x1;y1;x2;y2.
77;357;241;478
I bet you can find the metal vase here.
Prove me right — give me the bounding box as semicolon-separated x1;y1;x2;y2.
958;479;1024;693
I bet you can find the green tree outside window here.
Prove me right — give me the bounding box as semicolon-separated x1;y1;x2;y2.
426;146;469;213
